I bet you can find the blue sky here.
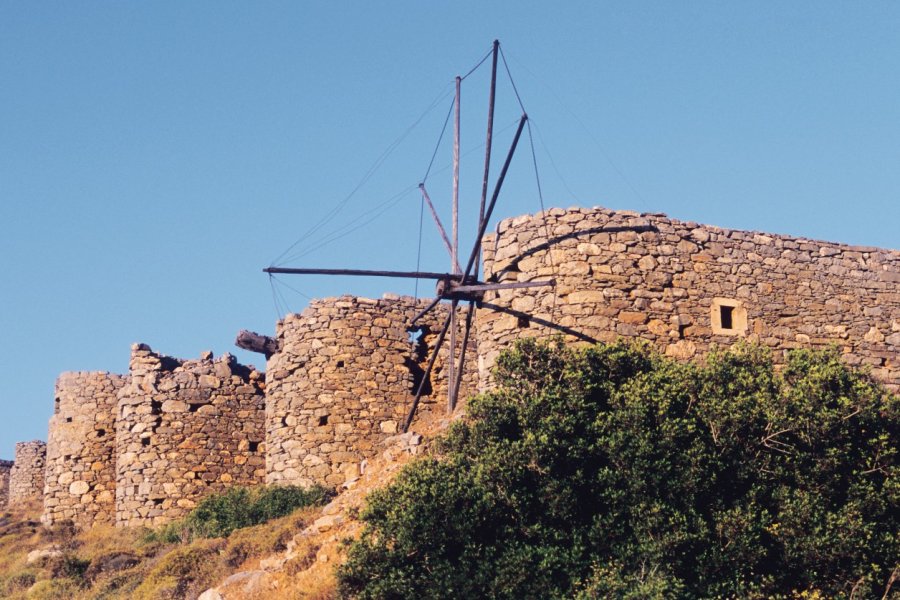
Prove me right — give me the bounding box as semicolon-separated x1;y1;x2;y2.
1;2;898;458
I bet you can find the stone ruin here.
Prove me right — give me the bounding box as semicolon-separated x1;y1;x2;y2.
115;344;266;527
0;460;12;506
8;441;46;506
265;296;476;488
43;371;126;527
478;207;899;390
4;204;897;529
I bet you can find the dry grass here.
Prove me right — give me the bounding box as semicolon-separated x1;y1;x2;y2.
0;499;330;600
0;413;444;599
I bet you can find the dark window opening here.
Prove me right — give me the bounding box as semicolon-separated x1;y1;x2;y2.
720;305;735;330
248;441;260;452
54;397;60;415
189;403;201;413
405;325;433;397
153;498;164;506
317;415;329;427
517;315;531;328
678;323;688;340
336;360;345;368
150;400;162;415
141;437;151;447
96;429;106;438
66;417;73;423
404;357;432;396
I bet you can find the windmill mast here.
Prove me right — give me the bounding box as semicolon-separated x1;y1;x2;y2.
258;40;553;427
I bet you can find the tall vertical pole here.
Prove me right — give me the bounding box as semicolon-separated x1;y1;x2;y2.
448;76;461;412
475;40;499;278
452;75;461;276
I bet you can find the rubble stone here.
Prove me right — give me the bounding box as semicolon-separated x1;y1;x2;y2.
115;345;266;527
265;296;476;488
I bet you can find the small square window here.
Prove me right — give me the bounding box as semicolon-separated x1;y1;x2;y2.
710;298;747;336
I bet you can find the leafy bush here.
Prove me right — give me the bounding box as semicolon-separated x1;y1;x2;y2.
338;339;899;599
145;484;331;543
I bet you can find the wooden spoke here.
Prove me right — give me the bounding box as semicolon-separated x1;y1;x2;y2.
450;301;476;410
419;184;460;272
477;300;598;344
409;296;442;326
461;114;528;282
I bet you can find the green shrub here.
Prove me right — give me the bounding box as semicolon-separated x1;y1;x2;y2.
338;339;900;599
144;484;332;543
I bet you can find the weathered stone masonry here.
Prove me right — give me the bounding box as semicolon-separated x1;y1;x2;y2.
115;345;266;527
0;460;13;506
8;441;46;506
478;207;899;390
43;371;126;527
9;205;898;528
265;296;476;488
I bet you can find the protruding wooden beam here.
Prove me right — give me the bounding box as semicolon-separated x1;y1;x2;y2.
235;330;280;359
264;267;464;281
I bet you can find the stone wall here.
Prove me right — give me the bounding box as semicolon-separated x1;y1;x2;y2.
265;295;476;488
43;371;126;528
8;441;46;506
478;206;899;390
115;345;266;527
0;460;13;506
